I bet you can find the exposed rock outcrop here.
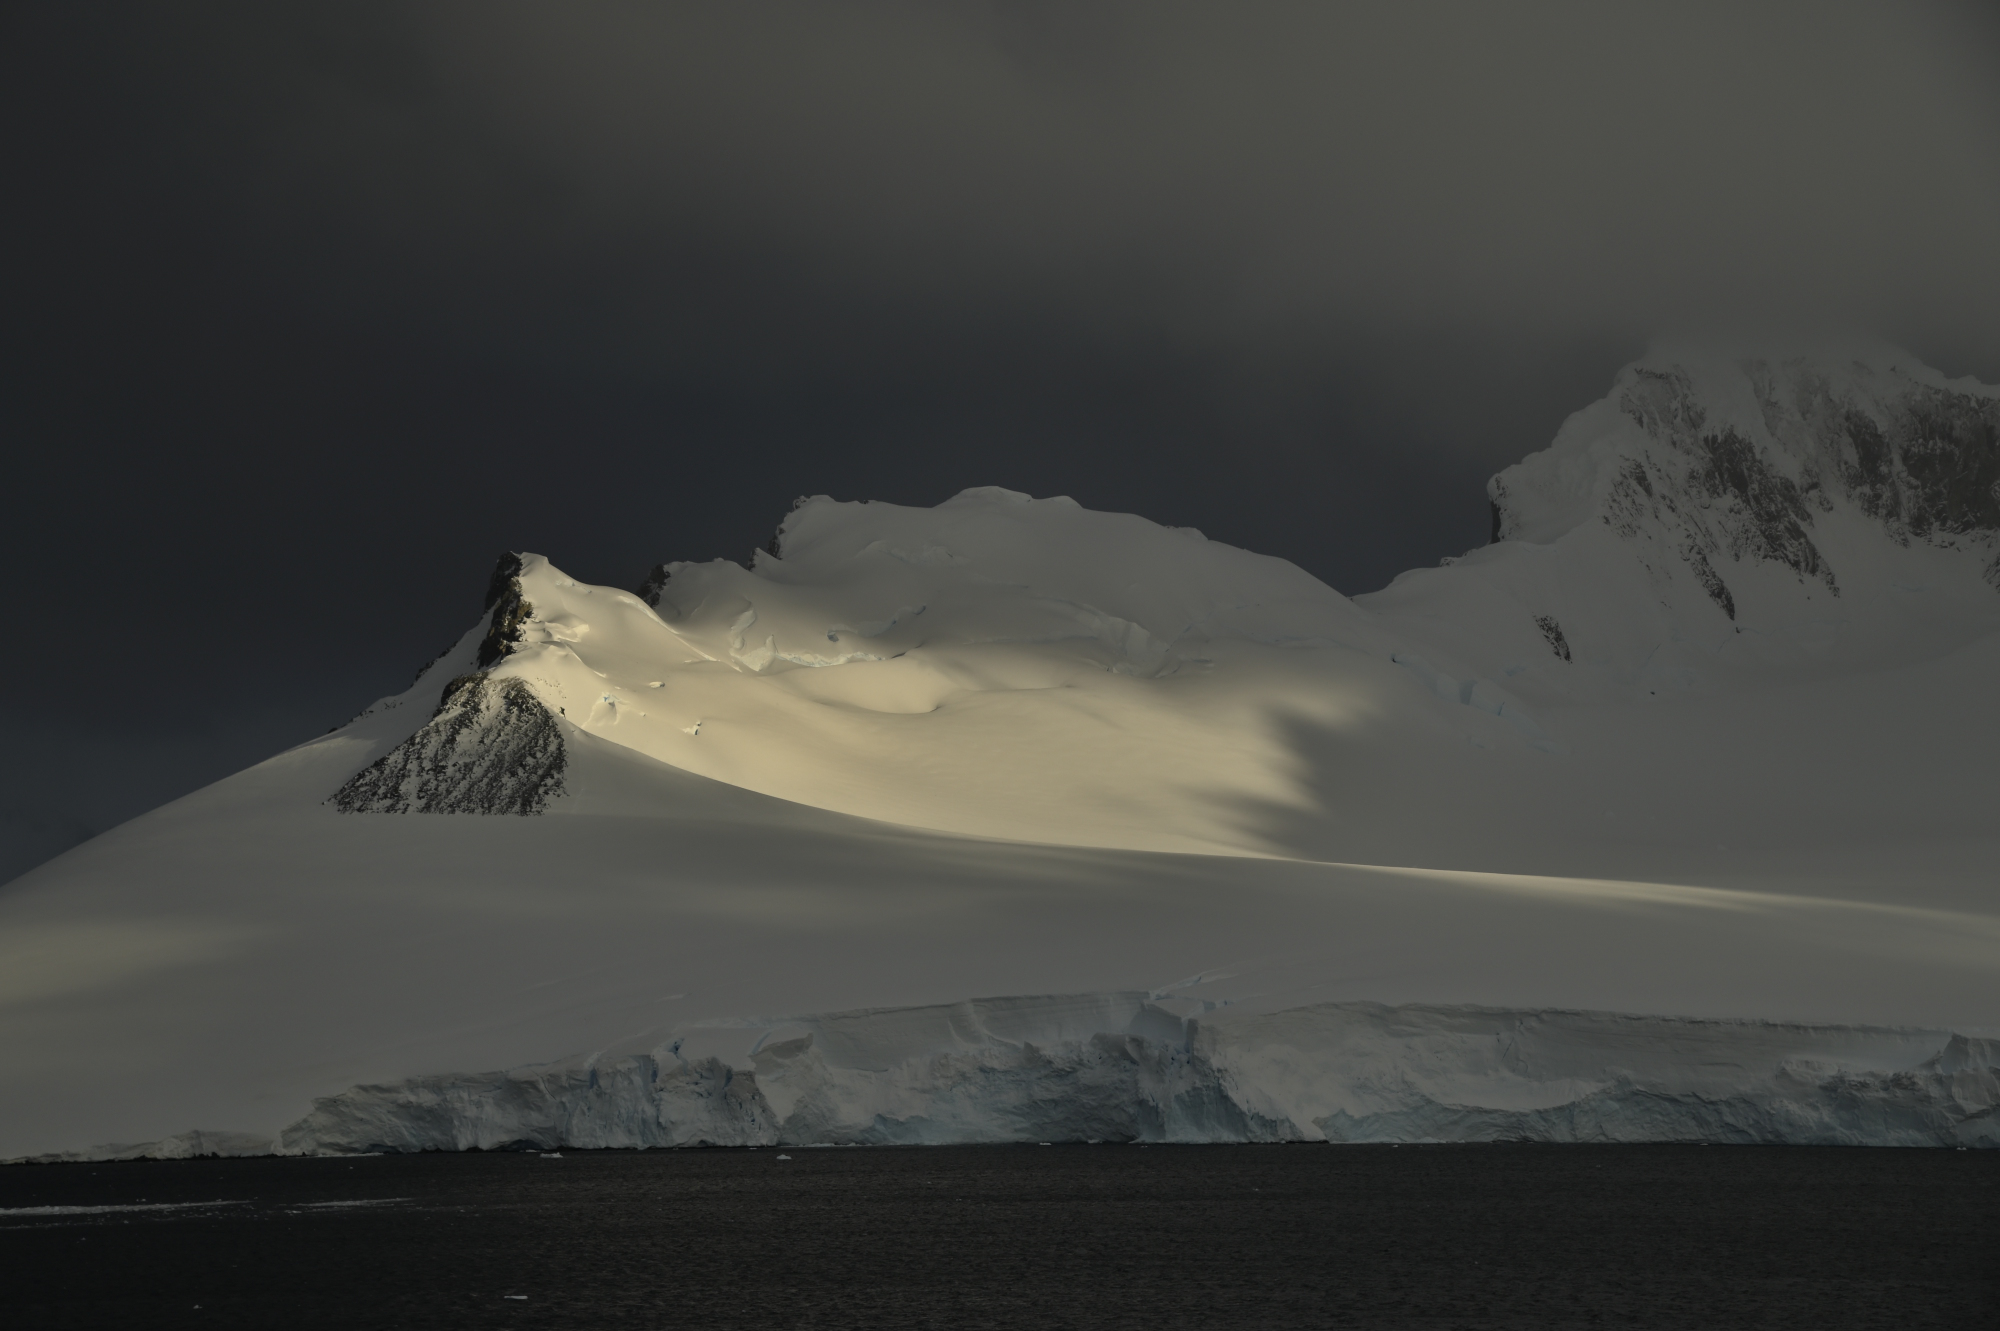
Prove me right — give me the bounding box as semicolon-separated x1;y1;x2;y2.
1602;368;1839;609
1825;383;2000;541
1491;353;2000;622
634;563;672;608
476;552;534;669
1533;614;1570;661
331;674;566;815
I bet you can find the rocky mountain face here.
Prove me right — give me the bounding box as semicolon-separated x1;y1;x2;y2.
475;553;535;668
332;672;566;816
1490;351;2000;622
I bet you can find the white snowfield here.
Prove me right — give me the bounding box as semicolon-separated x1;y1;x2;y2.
4;345;1999;1160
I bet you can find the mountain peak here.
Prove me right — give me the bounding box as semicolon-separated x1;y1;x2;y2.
1495;349;2000;548
1482;348;2000;627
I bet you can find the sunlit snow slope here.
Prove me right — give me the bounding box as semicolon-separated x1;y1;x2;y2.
4;345;1998;1159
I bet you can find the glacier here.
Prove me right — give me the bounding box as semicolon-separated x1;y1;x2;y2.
4;343;1999;1160
41;995;1998;1161
277;997;2000;1156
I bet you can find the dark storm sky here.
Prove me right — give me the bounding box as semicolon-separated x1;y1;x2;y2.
4;2;1998;881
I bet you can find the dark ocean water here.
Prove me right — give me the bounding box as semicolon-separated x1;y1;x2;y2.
1;1143;1993;1329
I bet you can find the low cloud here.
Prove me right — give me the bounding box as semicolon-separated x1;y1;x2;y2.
387;2;2000;359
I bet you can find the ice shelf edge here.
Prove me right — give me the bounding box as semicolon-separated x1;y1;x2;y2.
16;997;1997;1162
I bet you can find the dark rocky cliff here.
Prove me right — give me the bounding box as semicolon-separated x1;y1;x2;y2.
332;674;567;816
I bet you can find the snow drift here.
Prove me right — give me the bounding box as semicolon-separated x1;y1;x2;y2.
4;344;1998;1160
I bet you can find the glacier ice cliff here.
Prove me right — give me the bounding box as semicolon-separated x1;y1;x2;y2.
271;997;2000;1155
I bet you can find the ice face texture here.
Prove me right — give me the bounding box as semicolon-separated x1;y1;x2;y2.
4;347;1999;1160
276;999;2000;1155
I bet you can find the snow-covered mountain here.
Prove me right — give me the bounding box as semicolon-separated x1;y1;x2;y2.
1373;344;2000;694
4;345;1998;1160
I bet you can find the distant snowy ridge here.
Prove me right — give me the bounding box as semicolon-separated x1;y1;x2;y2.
1364;346;2000;693
1491;346;2000;569
21;996;1998;1161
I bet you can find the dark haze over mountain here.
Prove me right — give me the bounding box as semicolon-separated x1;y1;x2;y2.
3;1;1998;880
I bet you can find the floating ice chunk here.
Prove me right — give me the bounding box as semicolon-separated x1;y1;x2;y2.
0;1200;249;1217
